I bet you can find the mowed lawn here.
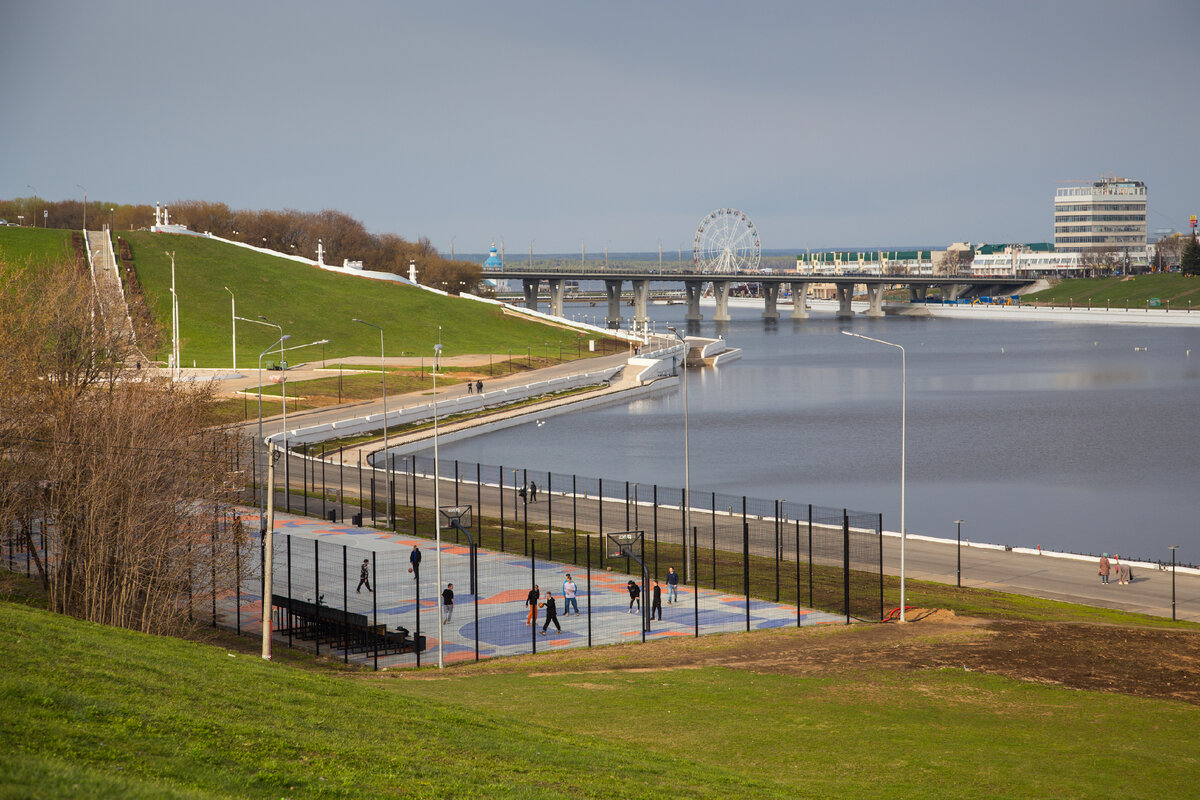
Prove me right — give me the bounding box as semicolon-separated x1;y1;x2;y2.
2;598;1196;799
116;232;610;368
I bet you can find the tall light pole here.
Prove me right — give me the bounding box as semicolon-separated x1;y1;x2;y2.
666;326;692;582
165;251;179;378
1169;545;1179;621
224;287;236;370
432;343;444;668
26;185;36;228
955;519;965;588
244;319;287;532
842;330;907;621
76;184;87;231
352;319;390;526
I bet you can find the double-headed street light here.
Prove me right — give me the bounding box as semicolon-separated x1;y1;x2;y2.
352;319;390;526
666;326;692;583
841;330;907;621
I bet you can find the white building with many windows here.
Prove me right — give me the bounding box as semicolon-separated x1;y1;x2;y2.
1054;176;1147;252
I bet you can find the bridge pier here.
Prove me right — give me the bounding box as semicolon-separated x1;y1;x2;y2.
863;284;885;317
631;279;650;333
944;284;966;302
836;284;854;318
684;280;703;321
604;280;623;328
762;282;780;320
789;281;809;319
548;279;565;318
712;280;731;322
909;284;930;302
522;278;541;311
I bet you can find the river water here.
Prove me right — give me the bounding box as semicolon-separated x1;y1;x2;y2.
434;303;1200;562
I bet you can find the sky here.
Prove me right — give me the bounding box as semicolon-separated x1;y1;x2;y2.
3;1;1198;254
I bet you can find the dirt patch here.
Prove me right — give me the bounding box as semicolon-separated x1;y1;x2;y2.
441;610;1200;705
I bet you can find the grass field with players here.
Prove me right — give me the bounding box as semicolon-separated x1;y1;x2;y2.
2;589;1195;799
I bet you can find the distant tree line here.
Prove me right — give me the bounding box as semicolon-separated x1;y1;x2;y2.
0;196;484;294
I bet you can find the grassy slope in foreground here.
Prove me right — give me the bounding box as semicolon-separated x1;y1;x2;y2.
121;231;609;369
1023;272;1200;305
2;598;1197;800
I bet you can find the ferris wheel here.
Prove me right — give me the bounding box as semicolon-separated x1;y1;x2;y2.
692;208;761;273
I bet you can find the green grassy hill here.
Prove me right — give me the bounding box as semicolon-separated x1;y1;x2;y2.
0;228;607;368
2;595;1197;799
1024;272;1200;307
122;232;604;368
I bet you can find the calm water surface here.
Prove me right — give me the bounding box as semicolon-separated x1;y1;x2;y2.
433;304;1200;562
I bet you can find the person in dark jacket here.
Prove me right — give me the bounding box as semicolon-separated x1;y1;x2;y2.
666;566;679;603
409;545;422;580
525;585;540;625
540;593;560;634
650;582;662;620
356;558;372;593
627;580;641;613
441;583;455;624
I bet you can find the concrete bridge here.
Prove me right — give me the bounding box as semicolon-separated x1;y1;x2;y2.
481;267;1032;326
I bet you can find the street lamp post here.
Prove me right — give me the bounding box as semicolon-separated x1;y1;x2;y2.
1169;545;1179;621
352;319;390;526
76;184;87;231
666;326;692;582
433;343;444;668
955;519;965;588
842;331;907;621
165;251;179;378
225;287;236;371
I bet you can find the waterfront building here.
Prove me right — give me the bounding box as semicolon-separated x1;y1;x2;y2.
794;249;934;276
1054;176;1147;252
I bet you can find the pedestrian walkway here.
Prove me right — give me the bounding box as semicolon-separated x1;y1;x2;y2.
222;509;844;668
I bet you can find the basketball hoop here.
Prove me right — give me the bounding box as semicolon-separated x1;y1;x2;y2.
606;531;642;559
439;505;472;530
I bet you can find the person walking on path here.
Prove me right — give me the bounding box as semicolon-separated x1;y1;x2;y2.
666;567;679;603
467;382;473;395
540;593;561;635
476;380;483;394
1099;554;1111;585
356;558;372;593
528;481;538;503
563;574;580;615
442;583;455;624
627;580;641;613
409;545;422;580
650;582;662;620
1112;555;1124;585
526;584;540;625
519;484;527;505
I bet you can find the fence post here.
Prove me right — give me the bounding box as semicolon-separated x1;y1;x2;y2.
711;492;717;589
389;454;396;531
586;526;592;648
321;445;327;521
523;468;529;556
342;544;349;665
314;539;320;657
774;499;781;602
625;480;630;530
531;542;537;655
878;513;885;621
547;471;553;561
410;456;417;536
795;519;801;627
693;526;699;639
843;510;851;625
499;463;506;552
357;452;363;516
372;555;379;671
476;464;482;542
415;557;421;668
743;522;750;632
572;475;578;565
652;484;659;582
286;534;293;650
808;504;814;609
235;516;242;635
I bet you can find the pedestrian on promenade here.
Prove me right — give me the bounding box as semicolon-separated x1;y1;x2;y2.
356;558;372;593
666;566;679;603
526;584;540;625
650;582;662;620
442;583;455;624
467;382;473;395
1099;554;1111;585
529;481;538;503
627;580;641;613
1113;554;1125;585
476;380;483;394
519;484;527;504
540;593;561;635
409;544;421;579
563;573;580;615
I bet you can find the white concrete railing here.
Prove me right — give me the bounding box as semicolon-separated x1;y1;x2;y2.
270;366;622;446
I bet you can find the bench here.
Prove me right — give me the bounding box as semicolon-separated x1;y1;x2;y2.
272;595;425;655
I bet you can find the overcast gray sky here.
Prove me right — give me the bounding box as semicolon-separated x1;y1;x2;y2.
3;1;1198;253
